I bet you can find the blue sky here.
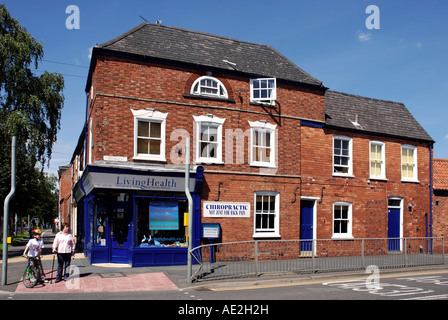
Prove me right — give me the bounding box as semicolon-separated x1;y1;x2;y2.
3;0;448;175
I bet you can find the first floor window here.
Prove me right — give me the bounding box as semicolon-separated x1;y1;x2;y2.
193;115;225;164
249;121;277;168
401;145;417;181
333;136;352;176
332;202;353;239
254;192;280;237
370;141;385;179
132;109;168;161
199;124;219;159
137;120;162;155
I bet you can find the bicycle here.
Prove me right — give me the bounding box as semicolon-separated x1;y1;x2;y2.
22;256;40;288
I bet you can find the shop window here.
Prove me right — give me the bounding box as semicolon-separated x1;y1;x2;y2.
250;78;276;106
132;109;168;162
249;120;277;168
253;191;280;238
333;136;353;176
332;202;353;239
137;198;188;247
193;114;225;164
191;76;228;99
95;200;107;246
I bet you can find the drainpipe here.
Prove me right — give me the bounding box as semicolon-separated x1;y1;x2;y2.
429;142;434;253
185;138;194;283
2;136;17;286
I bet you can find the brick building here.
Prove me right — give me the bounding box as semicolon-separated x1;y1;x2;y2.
433;159;448;239
62;23;435;266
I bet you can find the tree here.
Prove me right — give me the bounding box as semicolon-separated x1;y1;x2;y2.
0;4;64;227
0;4;64;168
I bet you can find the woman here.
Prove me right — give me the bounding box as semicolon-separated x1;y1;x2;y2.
52;222;75;282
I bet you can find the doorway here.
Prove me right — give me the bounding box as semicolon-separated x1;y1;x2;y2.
388;198;403;252
300;199;316;253
108;193;132;263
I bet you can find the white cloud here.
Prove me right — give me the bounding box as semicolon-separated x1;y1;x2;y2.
357;31;372;42
444;134;448;140
88;47;93;60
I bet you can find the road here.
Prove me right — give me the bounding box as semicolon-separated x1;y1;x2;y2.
3;269;448;301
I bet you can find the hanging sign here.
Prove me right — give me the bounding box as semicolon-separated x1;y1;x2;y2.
149;202;179;230
203;202;251;218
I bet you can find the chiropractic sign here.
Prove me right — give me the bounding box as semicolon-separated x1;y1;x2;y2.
203;202;251;218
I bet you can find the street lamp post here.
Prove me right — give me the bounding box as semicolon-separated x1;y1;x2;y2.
2;136;17;286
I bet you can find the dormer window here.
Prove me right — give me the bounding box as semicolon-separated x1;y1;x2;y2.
250;78;276;106
191;76;228;99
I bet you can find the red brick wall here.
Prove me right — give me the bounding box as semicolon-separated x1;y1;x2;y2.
434;190;448;238
58;166;72;225
300;125;431;240
83;54;431;244
87;55;325;175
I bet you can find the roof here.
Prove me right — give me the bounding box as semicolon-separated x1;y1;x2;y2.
93;22;323;87
434;159;448;190
325;90;434;142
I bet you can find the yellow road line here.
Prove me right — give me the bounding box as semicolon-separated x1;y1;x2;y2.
210;269;448;291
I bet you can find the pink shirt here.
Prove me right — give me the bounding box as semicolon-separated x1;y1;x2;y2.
52;231;75;253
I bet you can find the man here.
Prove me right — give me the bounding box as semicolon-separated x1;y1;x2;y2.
52;223;75;282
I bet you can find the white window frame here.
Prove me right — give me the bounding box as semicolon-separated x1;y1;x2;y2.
401;144;418;182
333;135;353;177
253;191;280;238
332;202;353;240
191;76;228;99
250;78;277;106
132;109;168;162
249;121;277;168
193;115;225;164
369;140;386;180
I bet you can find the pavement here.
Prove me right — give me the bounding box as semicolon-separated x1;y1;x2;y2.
2;230;448;297
0;230;196;295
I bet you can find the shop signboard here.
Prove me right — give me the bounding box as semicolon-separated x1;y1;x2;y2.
82;172;195;195
203;202;251;218
149;202;179;230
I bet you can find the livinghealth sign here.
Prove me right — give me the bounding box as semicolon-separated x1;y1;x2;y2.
203;202;251;218
81;172;195;196
149;202;179;230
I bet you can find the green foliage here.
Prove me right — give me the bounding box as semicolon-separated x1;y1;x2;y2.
0;4;64;223
0;4;64;168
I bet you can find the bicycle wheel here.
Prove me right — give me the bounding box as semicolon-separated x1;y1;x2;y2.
23;266;39;288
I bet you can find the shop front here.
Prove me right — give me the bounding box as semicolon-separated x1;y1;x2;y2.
74;163;203;267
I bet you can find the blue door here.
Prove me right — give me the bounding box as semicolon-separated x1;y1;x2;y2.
109;203;132;263
300;200;314;251
388;208;401;251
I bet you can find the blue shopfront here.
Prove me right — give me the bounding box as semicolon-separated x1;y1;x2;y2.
74;163;204;267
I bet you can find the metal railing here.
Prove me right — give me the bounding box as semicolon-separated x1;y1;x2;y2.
190;237;446;282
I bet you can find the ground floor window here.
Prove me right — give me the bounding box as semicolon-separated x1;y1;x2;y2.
137;198;188;247
332;202;353;239
253;191;280;237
